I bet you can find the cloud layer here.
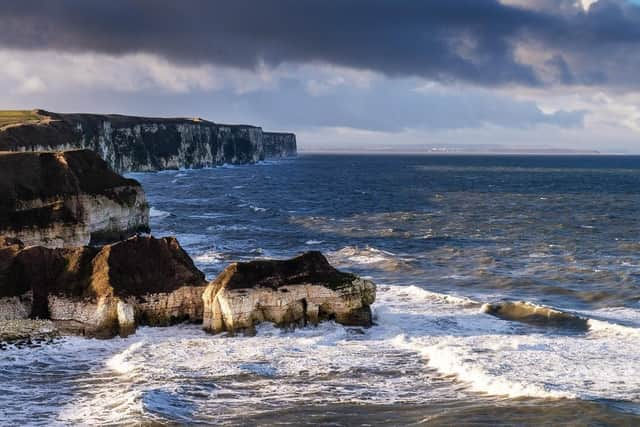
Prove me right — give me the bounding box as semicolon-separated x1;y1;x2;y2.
1;0;640;87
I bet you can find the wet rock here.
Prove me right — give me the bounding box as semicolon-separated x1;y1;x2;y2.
0;150;149;248
202;251;376;334
0;319;59;346
0;110;297;173
482;301;589;330
0;236;207;338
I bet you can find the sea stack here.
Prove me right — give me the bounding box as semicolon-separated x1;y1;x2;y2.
202;251;377;334
0;149;149;248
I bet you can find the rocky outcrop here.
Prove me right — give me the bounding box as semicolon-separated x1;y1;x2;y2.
0;236;207;338
482;301;589;330
0;150;149;248
202;251;376;334
0;110;297;173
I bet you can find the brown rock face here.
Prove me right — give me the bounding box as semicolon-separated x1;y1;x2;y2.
0;149;149;248
0;236;207;338
202;251;376;334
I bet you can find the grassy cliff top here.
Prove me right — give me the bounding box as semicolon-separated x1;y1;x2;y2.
0;110;42;128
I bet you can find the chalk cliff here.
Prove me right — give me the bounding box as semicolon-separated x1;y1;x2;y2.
263;132;297;158
0;150;149;248
202;251;376;334
0;236;207;338
0;110;297;173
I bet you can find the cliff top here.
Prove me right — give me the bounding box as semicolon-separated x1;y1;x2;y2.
31;109;263;130
0;110;43;129
0;150;141;210
0;109;269;129
212;251;358;292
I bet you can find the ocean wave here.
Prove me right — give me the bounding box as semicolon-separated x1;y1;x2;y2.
305;240;324;245
149;207;171;219
328;246;414;272
194;249;226;265
481;301;589;330
4;286;640;424
376;287;640;401
290;213;418;239
188;212;230;219
395;336;575;399
481;300;640;339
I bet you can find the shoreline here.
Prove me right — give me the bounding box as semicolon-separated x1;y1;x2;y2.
0;319;60;348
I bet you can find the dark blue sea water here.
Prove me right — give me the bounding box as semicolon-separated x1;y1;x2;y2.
147;154;640;311
2;154;640;425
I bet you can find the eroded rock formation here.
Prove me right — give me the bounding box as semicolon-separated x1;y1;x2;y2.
202;251;376;334
0;236;207;338
481;301;588;330
0;150;149;248
0;110;297;173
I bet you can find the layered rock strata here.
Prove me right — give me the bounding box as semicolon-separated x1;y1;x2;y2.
0;110;297;173
202;251;376;334
0;236;207;338
0;150;149;248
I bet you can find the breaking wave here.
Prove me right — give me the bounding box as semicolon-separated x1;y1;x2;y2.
328;246;415;272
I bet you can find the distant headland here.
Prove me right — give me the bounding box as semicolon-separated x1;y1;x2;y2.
0;110;297;173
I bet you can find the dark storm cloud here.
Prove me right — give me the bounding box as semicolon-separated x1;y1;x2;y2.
0;0;639;87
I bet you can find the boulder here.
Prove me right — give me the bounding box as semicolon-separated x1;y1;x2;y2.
202;251;376;334
0;149;149;248
481;301;589;330
0;236;207;338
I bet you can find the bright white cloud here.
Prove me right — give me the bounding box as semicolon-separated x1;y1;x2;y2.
0;50;283;95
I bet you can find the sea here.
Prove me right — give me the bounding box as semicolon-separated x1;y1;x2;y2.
1;154;640;426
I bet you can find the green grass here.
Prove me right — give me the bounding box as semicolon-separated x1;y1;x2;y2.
0;110;42;128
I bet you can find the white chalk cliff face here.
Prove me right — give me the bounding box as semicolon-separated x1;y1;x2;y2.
0;150;149;248
202;252;377;334
0;111;298;173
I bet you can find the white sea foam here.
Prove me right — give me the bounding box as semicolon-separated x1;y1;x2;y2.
305;240;324;245
328;246;412;272
194;249;226;265
375;286;640;401
188;212;229;219
3;286;640;424
149;207;171;219
106;341;146;374
582;307;640;339
396;337;575;399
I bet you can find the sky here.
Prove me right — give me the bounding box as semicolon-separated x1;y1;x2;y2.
1;0;640;153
